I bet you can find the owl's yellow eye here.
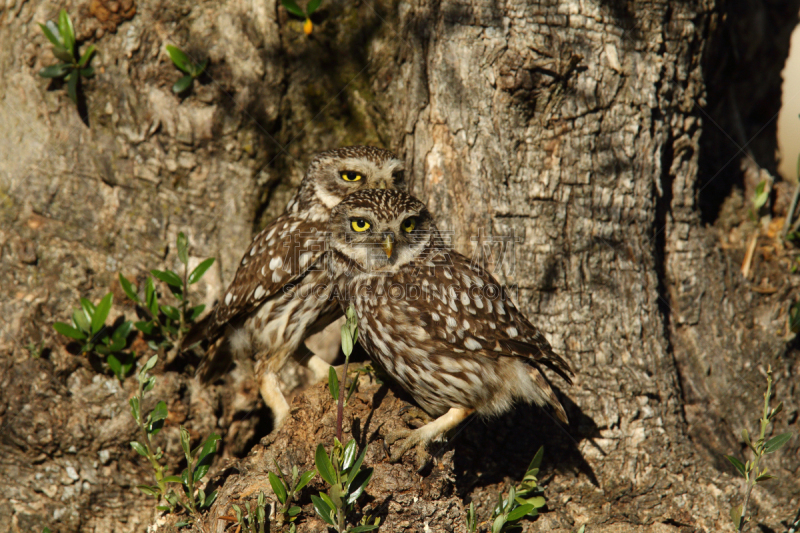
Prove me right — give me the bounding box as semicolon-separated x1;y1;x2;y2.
340;171;363;182
401;217;417;233
350;218;371;232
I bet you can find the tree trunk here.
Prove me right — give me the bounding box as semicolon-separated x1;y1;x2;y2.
1;0;798;532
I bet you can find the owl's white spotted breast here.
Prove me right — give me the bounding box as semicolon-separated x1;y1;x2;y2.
331;243;572;418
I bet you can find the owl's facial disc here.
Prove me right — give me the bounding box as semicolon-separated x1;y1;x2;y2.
313;156;405;208
332;207;432;273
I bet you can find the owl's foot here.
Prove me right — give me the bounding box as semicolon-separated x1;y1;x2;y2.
260;372;290;431
384;407;473;465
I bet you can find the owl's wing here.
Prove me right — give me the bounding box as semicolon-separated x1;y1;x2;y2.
406;248;573;383
186;213;327;346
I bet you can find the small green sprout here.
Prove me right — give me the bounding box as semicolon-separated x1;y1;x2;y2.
311;439;379;532
38;9;96;104
725;366;793;531
268;461;316;526
166;45;209;94
119;232;214;361
53;292;134;381
281;0;322;35
130;355;221;525
232;492;268;533
488;447;547;532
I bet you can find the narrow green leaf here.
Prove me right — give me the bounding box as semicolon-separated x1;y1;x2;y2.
764;432;793;454
342;439;357;472
527;446;544;473
287;505;302;516
72;307;91;334
755;473;775;482
92;293;113;334
145;277;158;316
67;70;78;104
281;0;306;18
137;484;160;497
119;273;140;303
163;475;183;483
307;0;322;15
54;322;87;340
151;269;183;288
189;304;206;321
180;426;192;459
129;397;140;421
328;365;339;400
160;304;180;321
112;320;133;343
769;402;784;420
315;444;337;486
725;455;746;477
731;504;742;528
492;513;505;533
507;503;535;522
269;472;288;504
345;446;367;488
188;257;215;284
107;354;123;377
150;400;168;423
172;74;193;94
193;58;209;77
346;467;372;504
130;441;148;457
166;45;192;73
134;320;154;334
78;44;96;67
58;9;75;55
177;232;189;265
80;297;96;317
39;22;62;47
39;63;71;78
80;66;94;78
350;526;379;532
310;494;335;525
204;489;218;508
295;469;316;492
52;46;74;63
341;321;354;356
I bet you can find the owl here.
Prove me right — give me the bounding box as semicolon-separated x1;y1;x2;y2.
326;189;573;462
187;146;405;427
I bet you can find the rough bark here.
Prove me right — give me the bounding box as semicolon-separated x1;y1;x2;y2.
1;0;798;532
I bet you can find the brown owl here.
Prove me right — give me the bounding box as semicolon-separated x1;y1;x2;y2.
326;189;573;462
187;146;405;427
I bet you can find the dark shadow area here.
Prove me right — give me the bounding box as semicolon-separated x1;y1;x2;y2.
698;0;800;223
445;392;601;497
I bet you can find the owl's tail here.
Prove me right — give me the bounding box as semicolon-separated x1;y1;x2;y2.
528;367;569;424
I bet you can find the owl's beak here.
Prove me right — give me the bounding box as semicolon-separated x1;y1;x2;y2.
379;180;387;190
382;234;394;258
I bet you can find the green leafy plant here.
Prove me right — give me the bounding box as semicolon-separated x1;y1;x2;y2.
129;355;220;525
748;179;770;223
119;232;214;360
53;292;134;381
166;45;209;94
725;366;793;531
232;491;268;533
269;461;316;526
465;501;478;532
310;304;378;532
281;0;322;35
487;447;547;532
311;439;378;532
38;9;96;104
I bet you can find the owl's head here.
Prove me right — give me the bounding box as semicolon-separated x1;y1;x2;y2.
328;189;436;274
301;146;406;209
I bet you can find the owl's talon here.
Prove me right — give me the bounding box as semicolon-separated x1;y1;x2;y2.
385;429;431;465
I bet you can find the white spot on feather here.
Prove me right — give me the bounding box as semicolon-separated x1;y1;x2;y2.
269;257;282;270
464;338;481;350
254;285;265;299
506;326;518;337
272;270;282;283
299;252;313;269
446;316;457;330
224;292;233;305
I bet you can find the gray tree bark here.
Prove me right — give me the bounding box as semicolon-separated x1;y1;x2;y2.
1;0;798;532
